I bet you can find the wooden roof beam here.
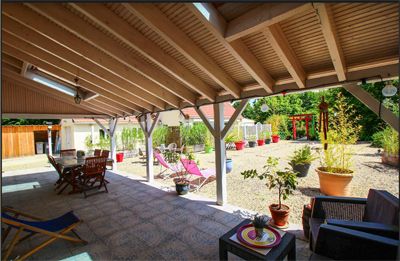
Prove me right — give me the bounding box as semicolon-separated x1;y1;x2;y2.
2;5;156;112
2;45;136;116
264;24;306;88
315;3;347;82
3;69;118;117
125;3;242;98
72;3;216;103
25;3;174;109
2;17;145;113
186;3;274;94
225;3;313;42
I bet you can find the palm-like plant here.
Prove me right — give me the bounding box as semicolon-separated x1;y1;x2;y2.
288;145;317;166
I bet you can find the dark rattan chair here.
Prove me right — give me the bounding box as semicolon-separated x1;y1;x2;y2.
78;156;108;198
60;149;76;157
94;149;101;156
309;189;399;259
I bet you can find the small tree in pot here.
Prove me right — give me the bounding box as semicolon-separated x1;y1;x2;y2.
241;157;297;227
288;145;317;177
317;93;361;196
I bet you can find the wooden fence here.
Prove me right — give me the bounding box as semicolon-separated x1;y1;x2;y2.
2;125;61;158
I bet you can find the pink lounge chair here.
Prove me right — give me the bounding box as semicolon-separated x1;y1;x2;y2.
154;151;182;179
180;158;216;192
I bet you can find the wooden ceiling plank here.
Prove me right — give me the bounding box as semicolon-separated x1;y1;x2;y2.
2;17;146;113
225;3;313;42
2;61;20;73
315;3;346;81
264;24;306;88
25;3;173;109
4;46;136;116
3;42;136;116
125;3;242;98
3;69;116;117
2;6;156;112
71;3;205;104
186;3;274;94
2;54;22;69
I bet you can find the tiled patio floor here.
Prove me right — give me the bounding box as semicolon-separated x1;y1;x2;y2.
2;169;310;260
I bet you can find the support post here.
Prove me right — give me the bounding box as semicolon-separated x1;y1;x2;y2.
343;83;399;132
138;113;161;183
214;103;226;206
305;117;309;140
47;126;52;156
292;118;296;140
109;117;118;170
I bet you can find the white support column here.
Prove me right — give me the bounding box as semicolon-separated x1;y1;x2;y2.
109;117;118;170
90;125;95;145
214;103;226;205
138;113;161;183
47;126;52;156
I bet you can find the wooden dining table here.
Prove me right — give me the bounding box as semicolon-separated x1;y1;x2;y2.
54;156;113;169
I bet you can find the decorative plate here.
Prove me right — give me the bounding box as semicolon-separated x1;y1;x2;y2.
236;224;281;249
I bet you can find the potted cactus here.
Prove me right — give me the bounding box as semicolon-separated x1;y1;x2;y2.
241;157;297;227
252;214;269;239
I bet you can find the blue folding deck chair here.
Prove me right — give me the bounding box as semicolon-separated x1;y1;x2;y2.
1;207;87;261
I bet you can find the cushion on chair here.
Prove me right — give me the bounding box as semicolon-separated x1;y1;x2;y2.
364;189;399;226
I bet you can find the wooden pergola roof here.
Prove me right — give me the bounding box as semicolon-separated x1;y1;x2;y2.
2;2;399;118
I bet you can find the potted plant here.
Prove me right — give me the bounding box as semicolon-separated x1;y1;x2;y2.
380;127;399;167
316;93;361;196
77;150;85;159
168;151;189;195
204;131;213;153
252;214;269;239
257;131;265;146
247;135;257;148
230;133;245;151
264;131;271;144
241;157;297;227
267;115;281;143
288;145;317;177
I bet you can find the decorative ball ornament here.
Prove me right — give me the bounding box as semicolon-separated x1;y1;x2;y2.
382;81;397;97
261;104;269;112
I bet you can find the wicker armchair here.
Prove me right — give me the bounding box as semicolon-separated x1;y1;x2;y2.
309;189;399;259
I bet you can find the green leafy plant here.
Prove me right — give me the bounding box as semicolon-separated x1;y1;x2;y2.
204;130;213;150
97;135;111;150
319;93;362;173
247;135;256;142
241;156;298;210
289;145;317;165
381;126;399;156
84;135;94;151
224;132;237;143
163;151;180;164
152;125;168;147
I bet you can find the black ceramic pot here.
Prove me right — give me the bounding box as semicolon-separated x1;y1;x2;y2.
248;141;256;148
292;163;311;177
175;183;189;195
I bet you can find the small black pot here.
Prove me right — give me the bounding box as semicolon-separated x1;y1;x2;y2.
265;139;271;144
175;183;189;195
292;163;311;177
248;141;257;147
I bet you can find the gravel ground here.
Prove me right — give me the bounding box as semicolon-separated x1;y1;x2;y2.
3;141;398;225
118;140;399;225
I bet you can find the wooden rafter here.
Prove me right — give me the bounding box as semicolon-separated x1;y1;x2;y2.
125;3;242;98
71;3;216;103
225;3;313;42
3;44;136;116
315;3;346;81
2;18;145;113
3;69;117;117
25;3;174;109
2;5;158;112
264;24;306;88
186;3;274;94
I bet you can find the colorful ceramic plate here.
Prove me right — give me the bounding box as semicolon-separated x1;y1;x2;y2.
236;224;281;249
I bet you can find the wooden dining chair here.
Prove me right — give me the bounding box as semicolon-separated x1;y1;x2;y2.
47;155;78;195
101;150;110;158
94;149;101;156
60;149;76;157
79;156;108;198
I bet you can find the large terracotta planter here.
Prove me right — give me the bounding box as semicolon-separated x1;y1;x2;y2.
316;167;353;196
269;204;290;226
381;152;399;167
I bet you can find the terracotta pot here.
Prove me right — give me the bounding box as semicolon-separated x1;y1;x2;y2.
269;204;290;226
381;152;399;167
316;167;353;196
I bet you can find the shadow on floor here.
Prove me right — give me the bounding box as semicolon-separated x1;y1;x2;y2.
2;170;311;260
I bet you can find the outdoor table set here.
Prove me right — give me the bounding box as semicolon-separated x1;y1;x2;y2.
48;151;110;198
219;219;296;261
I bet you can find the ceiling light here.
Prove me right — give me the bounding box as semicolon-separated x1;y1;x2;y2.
74;77;82;104
382;81;397;97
